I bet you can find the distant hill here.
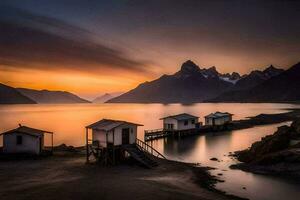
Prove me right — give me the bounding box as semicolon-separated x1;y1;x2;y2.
108;60;235;103
17;88;90;104
0;83;36;104
93;93;114;103
208;62;300;103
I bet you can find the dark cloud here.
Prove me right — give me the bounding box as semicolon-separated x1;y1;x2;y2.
0;6;151;75
1;0;300;75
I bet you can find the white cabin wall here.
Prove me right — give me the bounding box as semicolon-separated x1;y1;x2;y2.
205;118;213;126
130;126;137;144
163;118;178;130
215;117;230;125
205;116;232;126
114;124;137;145
3;133;40;154
113;128;122;146
177;118;198;130
107;130;113;144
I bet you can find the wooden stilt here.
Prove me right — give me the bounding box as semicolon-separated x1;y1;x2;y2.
51;132;54;153
86;128;89;163
112;129;115;165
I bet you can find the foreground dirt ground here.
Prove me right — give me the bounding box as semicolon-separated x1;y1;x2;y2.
0;152;241;200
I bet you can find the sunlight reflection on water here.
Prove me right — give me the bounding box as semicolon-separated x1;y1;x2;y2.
1;103;300;200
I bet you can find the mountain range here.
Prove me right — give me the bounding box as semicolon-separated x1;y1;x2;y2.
2;60;299;104
108;60;286;103
17;88;90;104
109;60;233;103
208;62;300;103
0;84;90;104
0;83;37;104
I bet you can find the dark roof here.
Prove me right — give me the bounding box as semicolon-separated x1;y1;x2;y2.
0;125;53;137
86;119;143;131
160;113;199;121
205;112;233;119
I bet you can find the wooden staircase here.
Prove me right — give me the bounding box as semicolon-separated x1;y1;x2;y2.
123;144;158;168
122;139;166;168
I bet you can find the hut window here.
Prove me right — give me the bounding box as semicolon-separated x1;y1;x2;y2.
16;135;23;145
191;119;195;124
184;120;188;126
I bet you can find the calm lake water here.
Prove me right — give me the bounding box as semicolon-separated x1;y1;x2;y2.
1;103;300;200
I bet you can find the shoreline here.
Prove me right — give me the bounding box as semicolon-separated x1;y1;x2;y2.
228;108;300;130
0;149;246;200
1;108;299;200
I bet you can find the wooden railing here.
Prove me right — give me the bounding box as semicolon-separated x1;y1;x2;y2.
136;138;166;159
144;128;164;134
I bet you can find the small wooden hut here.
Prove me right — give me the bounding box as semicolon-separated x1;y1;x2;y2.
85;119;165;167
160;113;200;131
0;125;54;155
204;112;233;126
85;119;143;164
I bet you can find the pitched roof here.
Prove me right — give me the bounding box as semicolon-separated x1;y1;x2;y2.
0;125;52;137
205;112;233;119
160;113;199;121
86;119;143;131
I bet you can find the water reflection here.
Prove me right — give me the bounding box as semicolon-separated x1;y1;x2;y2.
162;136;199;156
150;122;300;200
1;103;299;146
1;103;300;200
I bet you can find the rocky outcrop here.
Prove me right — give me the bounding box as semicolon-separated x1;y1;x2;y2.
232;119;300;178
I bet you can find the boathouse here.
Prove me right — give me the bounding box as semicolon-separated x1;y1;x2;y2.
160;113;199;131
204;112;233;126
0;125;54;155
85;119;165;167
86;119;142;148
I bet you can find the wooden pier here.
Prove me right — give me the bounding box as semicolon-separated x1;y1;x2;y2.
144;126;220;141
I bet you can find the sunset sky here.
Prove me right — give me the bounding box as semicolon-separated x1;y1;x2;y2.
0;0;300;99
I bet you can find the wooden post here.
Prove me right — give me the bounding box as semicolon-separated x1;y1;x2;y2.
86;128;89;163
105;132;108;165
51;133;54;153
112;129;115;165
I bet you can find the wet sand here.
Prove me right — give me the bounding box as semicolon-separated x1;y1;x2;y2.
0;151;244;200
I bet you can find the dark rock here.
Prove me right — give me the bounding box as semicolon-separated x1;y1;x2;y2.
210;157;219;161
233;119;300;179
291;118;300;134
236;125;292;163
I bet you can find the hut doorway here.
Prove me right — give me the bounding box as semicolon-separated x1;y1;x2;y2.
122;128;130;145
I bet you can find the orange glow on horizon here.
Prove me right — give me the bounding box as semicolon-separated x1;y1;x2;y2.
0;64;153;98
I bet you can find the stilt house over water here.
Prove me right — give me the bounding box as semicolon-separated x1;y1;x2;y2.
0;125;54;155
204;112;233;126
86;119;142;148
160;113;200;131
85;119;165;167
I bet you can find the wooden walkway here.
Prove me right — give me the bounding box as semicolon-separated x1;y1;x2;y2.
144;126;217;141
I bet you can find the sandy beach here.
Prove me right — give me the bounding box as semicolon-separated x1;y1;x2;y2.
0;149;243;200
